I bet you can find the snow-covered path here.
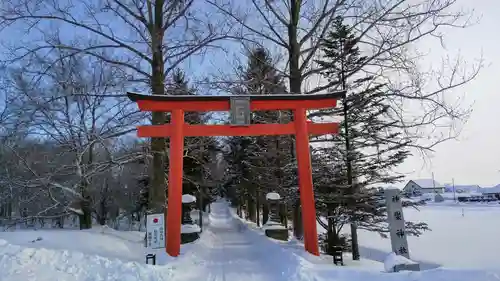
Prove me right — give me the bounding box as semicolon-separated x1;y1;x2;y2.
165;200;316;281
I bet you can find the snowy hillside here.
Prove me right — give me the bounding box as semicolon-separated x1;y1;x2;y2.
0;201;499;281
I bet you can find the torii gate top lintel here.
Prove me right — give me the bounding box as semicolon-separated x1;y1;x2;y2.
127;91;345;112
127;91;345;102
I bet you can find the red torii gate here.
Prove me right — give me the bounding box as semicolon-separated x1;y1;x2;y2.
127;92;343;257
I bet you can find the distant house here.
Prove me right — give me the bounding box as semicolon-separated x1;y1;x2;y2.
481;185;500;200
444;184;481;193
402;179;444;196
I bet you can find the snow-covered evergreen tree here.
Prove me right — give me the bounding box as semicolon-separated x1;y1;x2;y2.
313;17;429;256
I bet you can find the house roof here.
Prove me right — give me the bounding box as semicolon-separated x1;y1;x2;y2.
410;179;443;189
441;192;483;198
443;184;480;193
481;185;500;194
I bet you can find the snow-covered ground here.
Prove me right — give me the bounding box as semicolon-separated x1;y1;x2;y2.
0;227;173;281
0;226;146;262
353;204;500;270
0;200;499;281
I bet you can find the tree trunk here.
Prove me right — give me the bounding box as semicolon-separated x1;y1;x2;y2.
238;194;243;218
326;211;334;255
98;179;109;226
350;223;359;258
198;190;203;232
247;194;256;222
292;196;303;239
79;197;92;230
340;62;360;259
288;0;302;96
283;203;288;228
256;189;260;226
148;0;167;214
79;135;95;230
279;203;287;226
98;198;107;226
288;1;304;239
79;178;92;229
263;201;269;225
7;201;12;220
58;217;64;228
98;215;106;226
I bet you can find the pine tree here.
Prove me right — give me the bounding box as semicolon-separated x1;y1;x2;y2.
313;17;428;257
224;47;293;226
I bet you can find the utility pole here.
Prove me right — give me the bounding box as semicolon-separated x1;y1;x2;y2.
452;178;456;202
432;172;437;195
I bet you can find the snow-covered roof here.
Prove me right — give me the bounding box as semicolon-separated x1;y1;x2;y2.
441;192;483;199
381;186;401;190
443;184;481;193
481;185;500;194
411;179;443;189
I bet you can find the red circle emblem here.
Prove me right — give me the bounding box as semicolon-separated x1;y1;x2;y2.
153;218;158;223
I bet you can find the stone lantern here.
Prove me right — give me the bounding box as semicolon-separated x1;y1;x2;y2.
181;194;200;244
263;192;288;241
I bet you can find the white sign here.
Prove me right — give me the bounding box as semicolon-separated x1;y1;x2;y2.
146;213;165;249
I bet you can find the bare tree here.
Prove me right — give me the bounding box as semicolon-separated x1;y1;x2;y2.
207;0;481;147
5;49;144;229
0;0;234;212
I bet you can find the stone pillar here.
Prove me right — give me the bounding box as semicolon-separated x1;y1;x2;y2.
384;189;419;272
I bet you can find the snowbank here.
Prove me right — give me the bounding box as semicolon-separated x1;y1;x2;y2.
384;252;418;272
0;227;145;262
312;266;500;281
0;239;172;281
